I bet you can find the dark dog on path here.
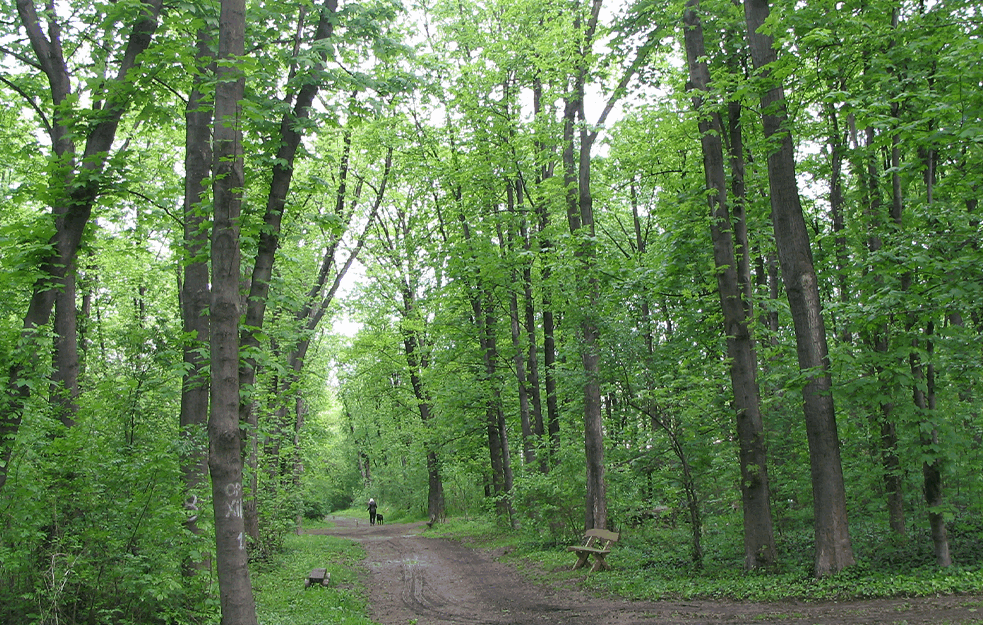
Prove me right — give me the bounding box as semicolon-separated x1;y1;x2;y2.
376;513;384;525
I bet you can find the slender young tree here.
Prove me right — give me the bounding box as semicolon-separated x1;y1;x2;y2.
274;142;393;528
682;0;776;570
558;0;655;530
371;196;447;524
238;0;340;545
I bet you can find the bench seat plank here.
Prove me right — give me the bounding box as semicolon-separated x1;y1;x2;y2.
567;546;611;554
305;568;330;588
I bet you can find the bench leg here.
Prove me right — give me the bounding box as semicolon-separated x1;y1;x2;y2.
590;554;611;572
572;552;590;570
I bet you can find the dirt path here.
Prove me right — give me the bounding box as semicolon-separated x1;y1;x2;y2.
313;517;983;624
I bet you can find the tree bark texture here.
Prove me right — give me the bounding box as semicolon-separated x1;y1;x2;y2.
683;0;776;570
210;0;258;619
743;0;855;577
52;265;79;428
180;22;214;563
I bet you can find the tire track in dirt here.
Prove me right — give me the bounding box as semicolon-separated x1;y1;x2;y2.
312;517;983;625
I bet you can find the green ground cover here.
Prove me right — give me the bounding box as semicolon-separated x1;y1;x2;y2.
252;521;376;625
427;515;983;603
251;513;983;625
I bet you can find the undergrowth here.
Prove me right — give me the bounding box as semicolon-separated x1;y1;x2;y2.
429;513;983;603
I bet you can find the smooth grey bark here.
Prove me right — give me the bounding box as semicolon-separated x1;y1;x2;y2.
743;0;855;577
210;0;258;618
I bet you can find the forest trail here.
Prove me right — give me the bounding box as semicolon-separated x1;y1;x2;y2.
311;517;983;624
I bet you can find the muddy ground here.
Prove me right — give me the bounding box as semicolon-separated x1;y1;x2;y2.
312;516;983;624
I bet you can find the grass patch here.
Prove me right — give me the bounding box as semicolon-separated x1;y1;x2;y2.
252;531;377;625
327;506;429;527
427;516;514;547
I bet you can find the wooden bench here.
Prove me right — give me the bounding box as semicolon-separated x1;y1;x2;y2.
304;568;330;588
567;528;619;572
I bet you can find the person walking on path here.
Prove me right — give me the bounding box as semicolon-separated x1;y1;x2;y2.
368;498;378;525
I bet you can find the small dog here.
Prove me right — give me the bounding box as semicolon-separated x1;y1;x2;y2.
376;513;384;525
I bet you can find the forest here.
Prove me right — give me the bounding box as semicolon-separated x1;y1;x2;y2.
1;0;982;622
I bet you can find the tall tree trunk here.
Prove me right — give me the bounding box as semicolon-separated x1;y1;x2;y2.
503;186;537;469
562;0;608;531
559;0;651;530
210;0;258;618
279;143;391;528
479;294;516;525
398;279;446;524
520;215;547;466
457;198;516;524
824;101;851;343
683;0;776;570
912;323;951;566
179;22;214;566
854;116;908;537
510;285;536;468
52;265;79;429
904;118;950;565
531;76;561;460
743;0;855;576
